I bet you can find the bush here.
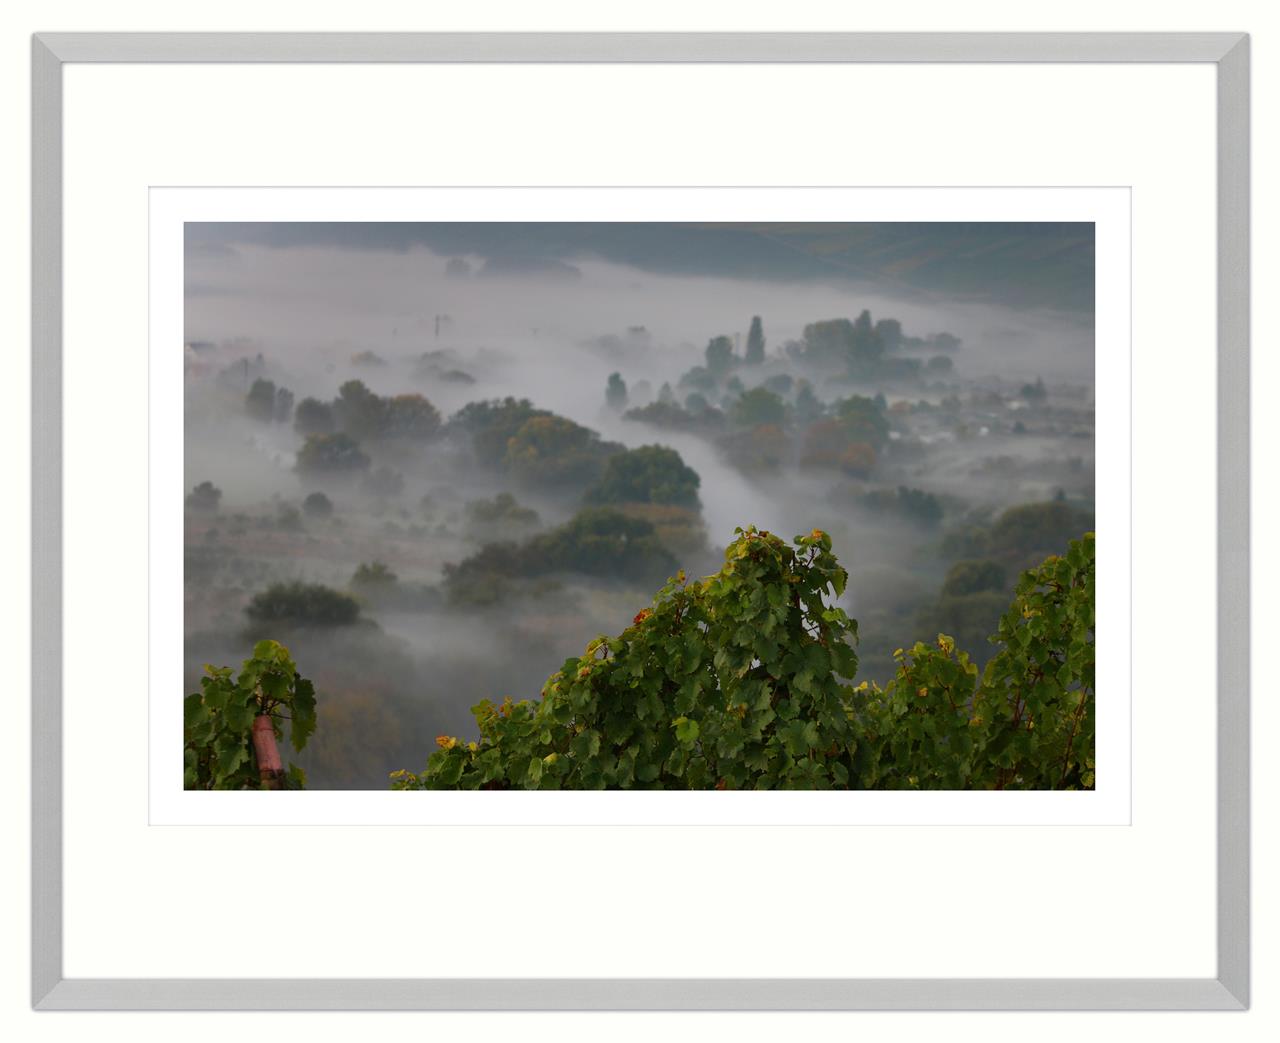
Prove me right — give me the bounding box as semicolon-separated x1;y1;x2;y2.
302;491;334;518
245;582;361;626
351;561;397;586
465;492;540;535
185;480;222;513
443;508;677;603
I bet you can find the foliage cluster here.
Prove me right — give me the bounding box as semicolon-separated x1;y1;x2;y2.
184;640;316;790
245;581;362;627
393;529;1094;791
443;508;676;606
584;445;701;510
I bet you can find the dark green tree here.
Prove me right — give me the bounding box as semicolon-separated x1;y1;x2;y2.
294;397;336;436
705;334;735;377
245;378;277;422
730;387;787;428
605;372;628;410
584;445;701;509
745;315;766;364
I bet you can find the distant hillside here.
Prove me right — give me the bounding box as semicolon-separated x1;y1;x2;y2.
187;221;1095;314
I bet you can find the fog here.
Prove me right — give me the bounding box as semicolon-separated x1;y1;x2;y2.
184;223;1095;788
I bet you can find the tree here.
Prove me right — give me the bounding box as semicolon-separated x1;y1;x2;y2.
393;530;1094;791
185;480;222;513
295;432;371;475
861;486;943;526
333;379;387;440
705;334;735;376
448;397;550;467
799;319;854;365
678;366;715;393
832;395;891;449
245;378;277;422
1020;377;1048;403
941;559;1006;597
874;317;903;351
584;445;701;509
294;397;336;436
745;315;766;364
793;380;824;424
273;386;295;423
849;309;884;368
382;394;441;441
605;372;628;410
729;387;787;428
502;414;622;488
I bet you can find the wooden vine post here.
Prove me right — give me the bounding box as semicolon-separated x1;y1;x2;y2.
252;714;285;790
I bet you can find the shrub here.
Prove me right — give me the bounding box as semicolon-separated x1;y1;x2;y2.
185;480;222;513
443;508;677;603
245;582;361;626
302;491;334;518
352;561;398;586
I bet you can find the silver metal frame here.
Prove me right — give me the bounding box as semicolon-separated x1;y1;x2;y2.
31;32;1250;1011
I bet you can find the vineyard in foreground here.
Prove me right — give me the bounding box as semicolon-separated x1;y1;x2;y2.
186;526;1094;791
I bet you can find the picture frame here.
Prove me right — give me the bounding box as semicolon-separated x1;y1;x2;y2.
31;32;1250;1011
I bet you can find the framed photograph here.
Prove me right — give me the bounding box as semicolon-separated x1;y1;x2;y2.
32;32;1250;1010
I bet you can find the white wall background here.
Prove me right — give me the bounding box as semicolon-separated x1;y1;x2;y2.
1;0;1276;1040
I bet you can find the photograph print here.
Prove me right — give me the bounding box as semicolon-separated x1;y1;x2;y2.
182;220;1096;792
